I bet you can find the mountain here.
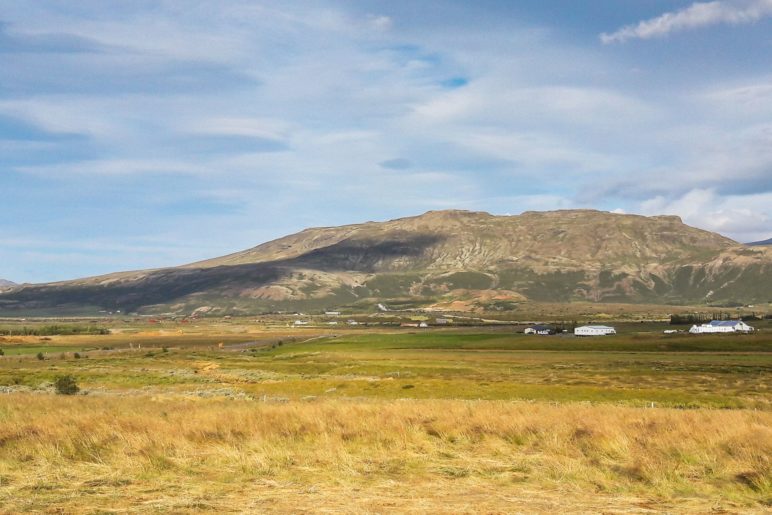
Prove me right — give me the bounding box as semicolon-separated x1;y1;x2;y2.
1;210;770;315
0;279;16;289
747;238;772;246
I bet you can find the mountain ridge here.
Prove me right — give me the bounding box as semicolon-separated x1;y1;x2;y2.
0;210;769;315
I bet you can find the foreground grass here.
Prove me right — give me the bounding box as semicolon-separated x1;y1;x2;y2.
0;396;769;513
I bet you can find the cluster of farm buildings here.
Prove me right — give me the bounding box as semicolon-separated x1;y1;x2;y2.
525;325;617;336
524;320;755;336
290;309;758;336
687;320;754;333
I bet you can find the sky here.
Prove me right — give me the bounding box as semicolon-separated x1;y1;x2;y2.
1;0;771;283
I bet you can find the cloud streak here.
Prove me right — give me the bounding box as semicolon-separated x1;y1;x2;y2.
601;0;772;43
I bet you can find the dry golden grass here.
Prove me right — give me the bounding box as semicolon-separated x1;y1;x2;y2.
0;395;769;513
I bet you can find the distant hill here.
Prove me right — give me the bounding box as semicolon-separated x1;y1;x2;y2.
0;210;770;316
0;279;16;289
746;238;772;246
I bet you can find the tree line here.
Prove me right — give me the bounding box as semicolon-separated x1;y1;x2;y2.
669;313;767;325
0;325;110;336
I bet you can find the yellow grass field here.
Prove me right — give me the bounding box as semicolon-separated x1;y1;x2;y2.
0;395;770;513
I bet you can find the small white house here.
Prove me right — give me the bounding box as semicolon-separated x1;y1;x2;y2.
574;325;616;336
689;320;754;334
524;325;554;335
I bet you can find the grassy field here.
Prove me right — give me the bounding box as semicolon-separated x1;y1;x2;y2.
0;317;770;512
1;397;769;513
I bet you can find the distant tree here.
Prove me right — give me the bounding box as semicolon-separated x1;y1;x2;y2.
671;313;715;325
36;352;44;361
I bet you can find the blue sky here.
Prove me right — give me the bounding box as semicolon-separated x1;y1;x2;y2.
1;0;771;283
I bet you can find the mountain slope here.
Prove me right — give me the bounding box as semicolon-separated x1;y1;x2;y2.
747;238;772;246
0;210;770;315
0;279;16;289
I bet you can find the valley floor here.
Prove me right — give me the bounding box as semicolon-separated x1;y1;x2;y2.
0;320;770;512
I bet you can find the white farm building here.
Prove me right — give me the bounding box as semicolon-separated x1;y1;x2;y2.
574;325;616;336
524;325;555;335
688;320;754;334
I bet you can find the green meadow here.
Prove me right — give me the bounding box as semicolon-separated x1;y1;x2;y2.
2;324;769;409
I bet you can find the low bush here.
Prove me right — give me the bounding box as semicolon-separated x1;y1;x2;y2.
54;375;79;395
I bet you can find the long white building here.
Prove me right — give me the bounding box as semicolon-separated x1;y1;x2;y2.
574;325;616;336
688;320;754;334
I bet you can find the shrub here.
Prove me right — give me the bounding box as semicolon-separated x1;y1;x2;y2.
36;352;44;361
74;352;81;359
54;375;79;395
0;348;4;356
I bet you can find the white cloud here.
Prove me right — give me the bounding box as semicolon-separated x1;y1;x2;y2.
454;130;618;171
601;0;772;43
15;158;211;176
186;117;293;140
638;188;772;242
411;81;656;127
593;120;772;203
367;14;393;32
0;98;122;137
701;80;772;119
404;79;658;177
